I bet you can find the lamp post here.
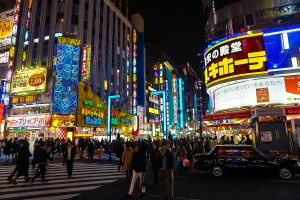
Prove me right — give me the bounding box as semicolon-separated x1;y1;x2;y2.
186;63;203;153
151;91;167;139
107;95;120;142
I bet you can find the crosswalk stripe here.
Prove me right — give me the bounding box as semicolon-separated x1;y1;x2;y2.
0;161;120;200
0;175;121;189
0;185;101;199
0;172;120;184
0;168;118;176
23;193;80;200
0;179;115;193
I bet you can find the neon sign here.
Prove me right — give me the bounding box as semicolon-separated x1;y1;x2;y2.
52;37;80;114
86;116;101;126
132;29;137;116
204;33;267;87
81;45;91;81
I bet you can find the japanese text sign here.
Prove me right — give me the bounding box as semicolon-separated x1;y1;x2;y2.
81;45;91;81
11;67;47;96
7;114;51;127
204;33;267;86
0;9;14;48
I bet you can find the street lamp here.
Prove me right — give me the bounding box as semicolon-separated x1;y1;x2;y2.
107;95;120;142
186;63;203;153
151;91;167;139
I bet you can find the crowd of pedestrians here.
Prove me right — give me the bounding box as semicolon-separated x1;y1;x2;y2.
0;135;253;199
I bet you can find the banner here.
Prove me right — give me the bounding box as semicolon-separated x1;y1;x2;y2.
7;114;51;127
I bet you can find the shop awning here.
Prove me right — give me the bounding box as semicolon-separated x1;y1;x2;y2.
203;118;249;128
202;110;251;121
284;106;300;115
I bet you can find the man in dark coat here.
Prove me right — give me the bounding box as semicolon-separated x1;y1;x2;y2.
63;141;76;178
157;141;174;200
31;142;51;184
7;139;31;184
126;144;147;198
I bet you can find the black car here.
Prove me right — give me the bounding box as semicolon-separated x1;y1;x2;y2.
194;145;300;180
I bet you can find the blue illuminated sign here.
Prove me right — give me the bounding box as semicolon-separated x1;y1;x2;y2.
263;23;300;70
0;80;6;103
86;116;101;126
53;39;80;114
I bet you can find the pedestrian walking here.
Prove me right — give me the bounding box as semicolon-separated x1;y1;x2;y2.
4;138;12;162
150;141;159;187
157;141;174;200
7;139;31;184
31;142;51;184
116;140;124;171
122;143;134;181
87;140;95;162
63;141;76;178
176;143;187;171
126;144;146;198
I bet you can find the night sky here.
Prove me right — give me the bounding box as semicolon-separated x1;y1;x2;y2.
129;0;206;77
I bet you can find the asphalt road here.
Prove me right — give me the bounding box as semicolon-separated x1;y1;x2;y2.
72;169;300;200
1;155;300;200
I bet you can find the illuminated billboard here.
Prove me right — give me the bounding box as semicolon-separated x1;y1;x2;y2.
264;23;300;70
11;67;47;96
0;9;14;49
53;37;80;115
208;76;300;111
204;33;267;87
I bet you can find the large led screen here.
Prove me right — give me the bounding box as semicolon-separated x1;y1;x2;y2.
208;76;300;111
264;23;300;70
204;33;267;87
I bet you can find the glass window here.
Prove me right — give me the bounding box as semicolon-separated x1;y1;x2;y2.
218;148;239;157
240;148;255;158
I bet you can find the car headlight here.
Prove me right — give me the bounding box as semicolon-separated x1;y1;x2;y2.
297;162;300;167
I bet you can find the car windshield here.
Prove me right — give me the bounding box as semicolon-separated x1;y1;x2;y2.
255;148;269;158
207;147;217;155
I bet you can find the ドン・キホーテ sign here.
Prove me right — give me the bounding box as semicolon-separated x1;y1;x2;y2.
204;33;267;86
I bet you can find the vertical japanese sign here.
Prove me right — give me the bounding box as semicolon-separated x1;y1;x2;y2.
8;1;22;76
0;9;14;48
0;80;6;103
204;33;267;86
80;45;91;81
164;80;169;127
172;74;177;124
132;29;138;132
126;33;130;97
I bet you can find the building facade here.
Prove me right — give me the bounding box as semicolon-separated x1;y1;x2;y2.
202;0;300;154
2;0;143;145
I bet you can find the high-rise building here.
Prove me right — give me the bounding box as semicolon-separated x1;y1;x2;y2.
201;0;300;154
4;0;143;144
